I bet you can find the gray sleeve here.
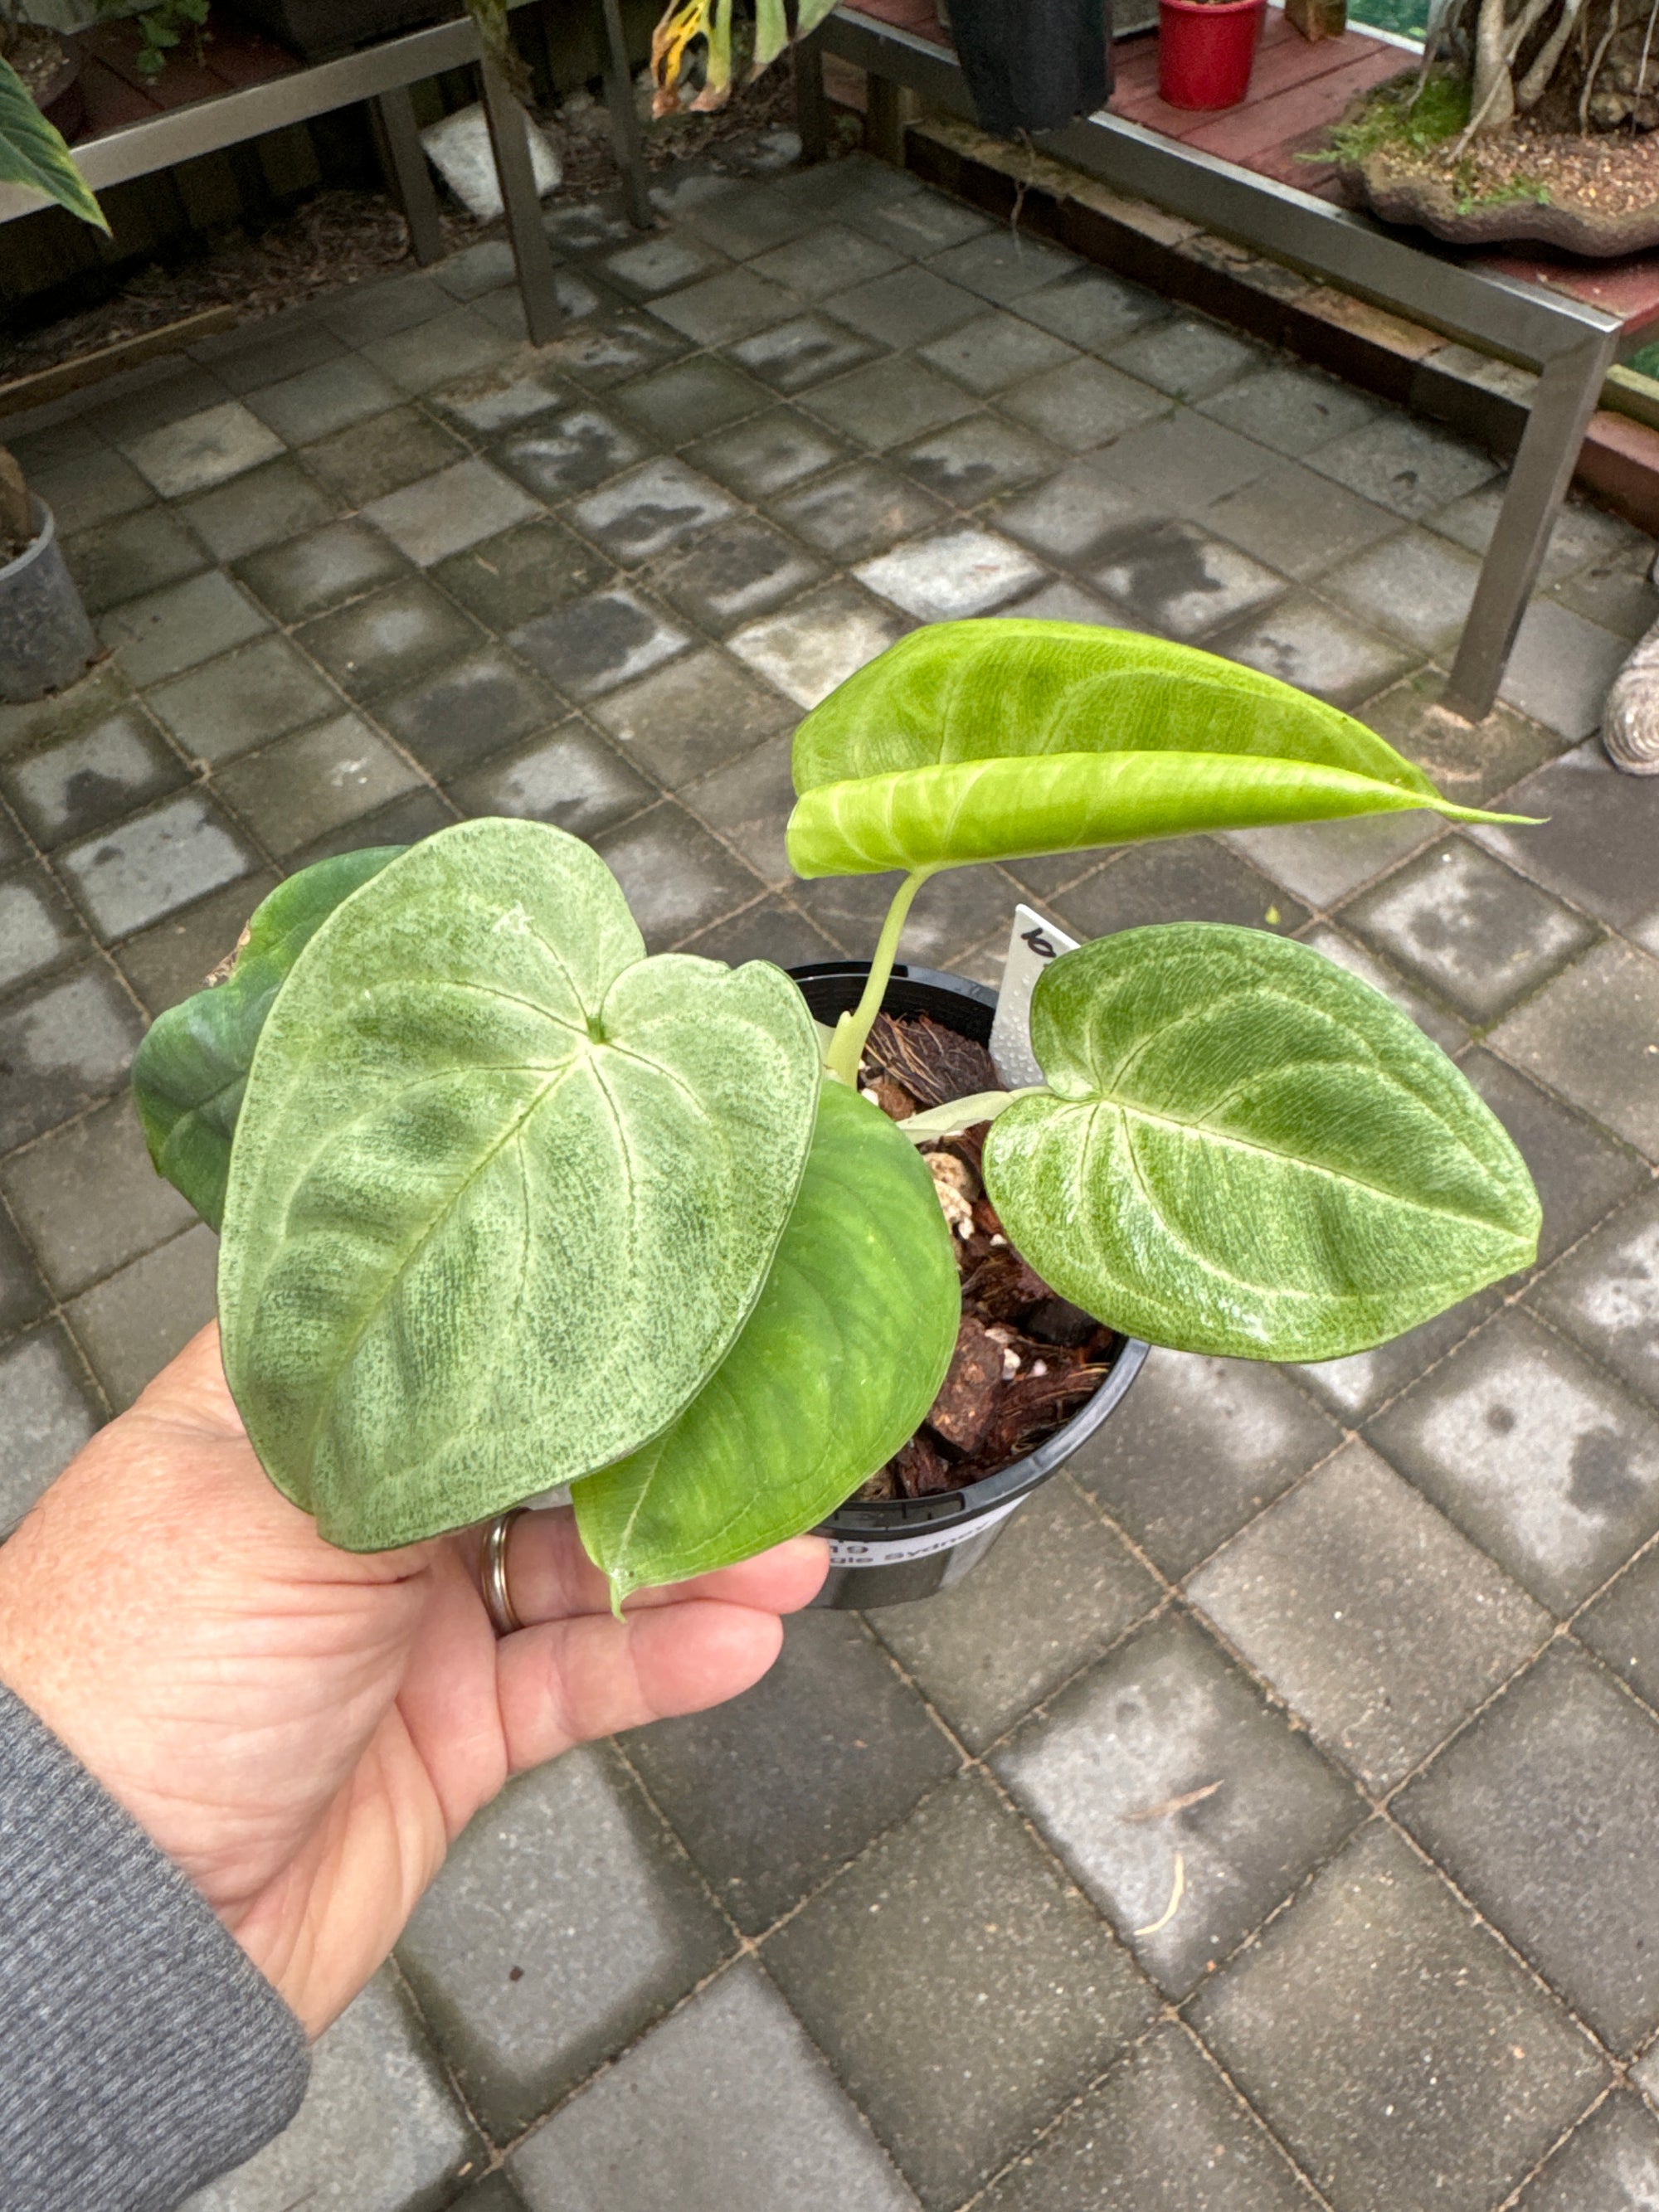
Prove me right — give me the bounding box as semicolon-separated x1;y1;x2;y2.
0;1682;309;2212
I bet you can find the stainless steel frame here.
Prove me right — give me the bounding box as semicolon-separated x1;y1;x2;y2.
0;2;654;348
813;7;1623;722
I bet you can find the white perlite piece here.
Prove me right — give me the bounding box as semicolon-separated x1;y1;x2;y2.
420;102;562;224
989;903;1079;1087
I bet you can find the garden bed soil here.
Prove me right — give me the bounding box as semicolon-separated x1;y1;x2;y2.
854;1011;1121;1504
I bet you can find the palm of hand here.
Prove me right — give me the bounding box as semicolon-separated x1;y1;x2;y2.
0;1325;824;2037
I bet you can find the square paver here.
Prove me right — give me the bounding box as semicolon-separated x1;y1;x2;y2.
1512;2091;1659;2212
1221;809;1439;912
64;506;209;615
0;1326;101;1534
648;266;801;345
234;518;408;624
1190;1441;1547;1791
681;730;795;885
614;355;773;445
300;406;469;506
1107;315;1264;401
216;717;423;857
592;801;762;949
398;1744;732;2140
684;406;846;499
679;894;839;969
1531;1184;1659;1411
1297;918;1469;1055
849;186;992;258
68;1221;218;1410
1053;839;1305;941
725;313;882;393
1091;520;1282;640
541;314;689;394
1307;412;1501;521
432;506;616;623
1576;1544;1659;1717
601;230;725;296
145;634;341;765
727;579;907;709
1090;411;1272;516
1500;596;1631;742
569;458;737;565
429;366;570;435
977;2023;1311;2212
855;527;1044;620
246;355;404;445
995;1611;1363;1994
927;231;1082;306
1360;666;1566;809
508;1966;917;2212
1324;527;1483;652
655;514;825;635
1472;740;1659;931
769;460;948;563
1219;591;1413;709
865;1475;1160;1753
917;310;1078;395
764;1771;1155;2210
378;649;562;782
591;645;790;785
57;790;257;941
801;357;977;452
285;787;455;871
1460;1044;1647;1267
100;571;270;687
680;181;819;258
627;1609;955;1935
362;459;540;568
1;1092;196;1298
1015;265;1170;352
1000;357;1170;454
1190;1822;1607;2212
0;1200;49;1340
0;868;93;996
32;445;154;536
1489;938;1659;1162
178;456;339;564
822;268;983;348
508;586;688;701
749;223;905;302
447;722;653;839
115;868;278;1016
1340;838;1598;1024
793;859;1014;970
1199;362;1379;457
896;415;1063;507
315;269;450;344
994;456;1169;567
0;964;145;1152
118;399;285;498
298;578;484;704
1397;1641;1659;2051
0;712;183;855
1369;1306;1659;1615
1204;459;1401;584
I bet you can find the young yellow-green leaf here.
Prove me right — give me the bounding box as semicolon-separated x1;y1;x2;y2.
983;925;1539;1362
131;848;406;1230
573;1078;959;1602
786;620;1521;878
219;819;821;1551
0;56;109;231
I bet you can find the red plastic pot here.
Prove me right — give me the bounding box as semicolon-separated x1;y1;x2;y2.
1158;0;1264;110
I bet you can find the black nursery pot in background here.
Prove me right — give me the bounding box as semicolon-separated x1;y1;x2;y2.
790;961;1148;1612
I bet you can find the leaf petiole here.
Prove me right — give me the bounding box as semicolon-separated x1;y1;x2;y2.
824;868;934;1088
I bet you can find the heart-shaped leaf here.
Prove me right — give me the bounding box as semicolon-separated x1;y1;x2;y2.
132;848;406;1230
573;1077;959;1602
983;925;1539;1362
787;620;1518;878
219;819;821;1551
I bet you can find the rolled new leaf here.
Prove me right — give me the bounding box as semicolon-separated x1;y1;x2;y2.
218;819;822;1551
983;926;1539;1363
573;1079;959;1602
131;847;406;1230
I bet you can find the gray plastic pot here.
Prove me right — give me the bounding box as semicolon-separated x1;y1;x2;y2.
791;960;1148;1612
0;498;96;705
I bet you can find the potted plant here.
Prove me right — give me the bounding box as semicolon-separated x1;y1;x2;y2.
1158;0;1266;111
130;621;1539;1611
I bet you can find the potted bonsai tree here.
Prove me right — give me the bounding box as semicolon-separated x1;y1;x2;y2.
131;621;1540;1610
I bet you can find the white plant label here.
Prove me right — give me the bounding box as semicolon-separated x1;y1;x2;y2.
989;904;1079;1087
827;1492;1023;1567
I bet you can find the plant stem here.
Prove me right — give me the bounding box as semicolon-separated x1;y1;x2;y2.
825;868;932;1088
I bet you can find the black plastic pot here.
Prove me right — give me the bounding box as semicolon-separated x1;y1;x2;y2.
229;0;458;64
0;499;96;705
791;960;1148;1611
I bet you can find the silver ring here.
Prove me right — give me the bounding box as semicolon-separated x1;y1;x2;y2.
482;1509;528;1637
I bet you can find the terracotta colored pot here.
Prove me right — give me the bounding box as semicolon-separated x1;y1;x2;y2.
1158;0;1264;110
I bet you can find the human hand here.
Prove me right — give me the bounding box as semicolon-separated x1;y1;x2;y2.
0;1324;826;2039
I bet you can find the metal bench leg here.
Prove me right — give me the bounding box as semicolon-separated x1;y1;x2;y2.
599;0;654;230
374;85;445;265
865;74;918;165
795;29;830;164
1443;326;1618;723
478;50;564;346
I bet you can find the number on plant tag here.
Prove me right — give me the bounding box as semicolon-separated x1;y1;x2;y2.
990;903;1079;1089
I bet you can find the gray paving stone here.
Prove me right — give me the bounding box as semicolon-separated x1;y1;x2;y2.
362;459;539;568
1091;411;1273;517
1513;2090;1659;2212
508;586;688;701
1106;314;1265;401
1219;591;1414;710
978;2022;1312;2212
1190;1822;1607;2212
542;197;633;254
593;800;763;950
474;272;609;343
1204;458;1401;584
1015;264;1170;352
684;406;846;498
235;518;409;624
428;366;571;436
1369;1306;1659;1615
300;406;470;507
286;788;455;872
100;570;270;687
83;362;229;447
1500;596;1631;741
1307;411;1501;521
178;456;339;564
681;180;822;258
1550;548;1659;640
995;455;1170;566
447;721;653;839
1323;527;1483;653
928;231;1082;306
115;868;279;1015
727;578;908;709
626;1610;956;1935
917;309;1078;395
63;505;209;615
1198;361;1379;457
181;1970;478;2212
508;1965;918;2212
591;644;791;785
656;514;826;635
1577;1543;1659;1719
1002;577;1122;626
1191;1441;1548;1791
856;526;1044;621
866;1475;1160;1753
299;579;484;704
378;649;562;782
1489;938;1659;1162
679;892;839;968
1091;520;1283;641
68;1220;218;1410
246;356;405;445
769;459;948;563
315;269;450;345
0;1325;100;1531
1360;665;1568;810
1053;839;1305;941
1434;482;1641;583
0;659;137;766
58;790;257;941
569;457;738;565
0;1197;49;1340
681;728;795;884
145;634;341;765
996;1610;1362;1994
849;185;993;258
614;355;773;445
191;312;347;394
765;1771;1155;2210
1;1092;195;1298
1460;1046;1647;1268
434;517;614;633
1340;837;1598;1024
724;313;883;393
1221;809;1439;911
32;445;154;535
1000;357;1171;454
0;868;92;997
748;221;905;299
216;717;422;858
822;267;982;348
896;414;1063;507
118;399;285;498
1296;919;1469;1056
601;230;725;296
1397;1641;1659;2051
1532;1185;1659;1411
430;237;518;301
1472;740;1659;931
801;355;978;452
649;266;802;344
0;963;144;1151
398;1744;732;2140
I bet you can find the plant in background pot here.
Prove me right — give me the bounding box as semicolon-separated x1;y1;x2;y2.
132;621;1540;1613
